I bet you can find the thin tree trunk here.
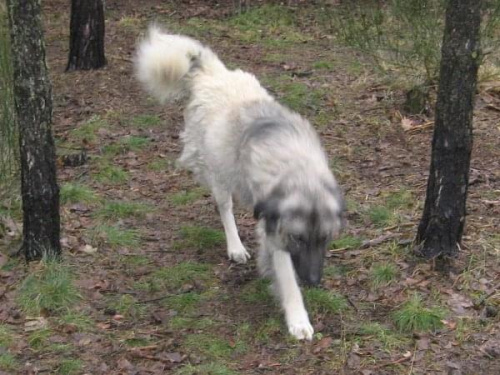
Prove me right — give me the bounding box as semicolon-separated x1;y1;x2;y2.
7;0;61;261
415;0;481;263
66;0;106;71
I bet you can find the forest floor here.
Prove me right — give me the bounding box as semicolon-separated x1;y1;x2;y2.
1;1;500;374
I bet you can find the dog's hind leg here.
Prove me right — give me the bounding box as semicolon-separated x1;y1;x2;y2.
212;187;251;264
272;249;314;340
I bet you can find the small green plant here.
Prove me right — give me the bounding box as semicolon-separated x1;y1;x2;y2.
367;205;394;227
241;279;273;304
255;318;282;343
0;324;13;348
331;235;363;249
385;189;414;210
323;265;348;278
70;115;107;143
359;322;408;350
117;16;142;31
94;163;129;185
28;328;52;350
130;114;162;128
176;225;225;250
95;200;151;220
147;157;172;171
175;362;237;375
370;263;398;287
313;60;335;70
102;136;150;156
170;316;216;330
0;353;18;371
58;312;94;332
142;262;213;292
304;288;347;315
18;260;81;315
91;225;140;249
392;294;445;333
164;292;203;314
60;183;97;205
184;334;242;359
58;359;83;375
169;188;206;206
106;294;146;319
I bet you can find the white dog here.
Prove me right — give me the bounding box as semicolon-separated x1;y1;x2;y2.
136;27;344;340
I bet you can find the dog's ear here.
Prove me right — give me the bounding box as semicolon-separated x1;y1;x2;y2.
254;198;280;233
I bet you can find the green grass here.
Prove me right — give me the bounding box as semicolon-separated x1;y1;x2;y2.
106;294;146;319
0;353;18;372
28;328;52;350
60;183;98;205
0;324;13;348
176;225;225;250
330;235;363;249
140;262;213;292
241;279;273;304
130;114;162;128
323;265;349;278
121;255;150;266
91;225;140;249
313;60;336;70
58;312;94;332
385;189;414;210
370;263;398;287
17;260;81;315
103;136;151;156
57;359;83;375
304;288;347;315
367;205;394;227
183;334;243;360
359;322;408;350
255;318;282;343
392;294;445;333
164;292;204;314
175;362;237;375
169;188;207;206
93;163;129;185
147;157;173;171
70;115;107;143
170;316;216;330
94;200;152;220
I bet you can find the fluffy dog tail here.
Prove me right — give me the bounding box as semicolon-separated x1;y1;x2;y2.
135;26;226;103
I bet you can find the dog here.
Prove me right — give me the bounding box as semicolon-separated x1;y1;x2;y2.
135;26;344;340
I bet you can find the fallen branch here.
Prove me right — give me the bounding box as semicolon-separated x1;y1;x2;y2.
360;233;399;249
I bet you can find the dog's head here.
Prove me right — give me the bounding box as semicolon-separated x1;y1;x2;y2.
254;179;344;286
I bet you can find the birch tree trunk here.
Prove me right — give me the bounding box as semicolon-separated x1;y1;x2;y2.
415;0;481;264
66;0;106;71
7;0;61;261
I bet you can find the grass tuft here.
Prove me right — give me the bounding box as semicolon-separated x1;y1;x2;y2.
70;115;107;143
60;183;97;205
367;205;394;227
359;322;408;350
184;334;244;359
58;359;83;375
28;328;52;350
169;188;207;206
130;114;162;128
370;263;398;287
94;163;129;185
91;225;140;249
141;262;213;292
94;200;152;220
331;235;363;249
175;362;237;375
58;312;94;332
176;225;225;250
241;279;273;304
0;353;18;371
304;288;347;315
18;260;81;315
392;294;445;333
0;324;13;348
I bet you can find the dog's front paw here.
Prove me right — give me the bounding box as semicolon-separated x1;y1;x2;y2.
287;317;314;341
228;245;251;264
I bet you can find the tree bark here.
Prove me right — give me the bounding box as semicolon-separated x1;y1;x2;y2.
66;0;106;71
7;0;61;261
415;0;481;262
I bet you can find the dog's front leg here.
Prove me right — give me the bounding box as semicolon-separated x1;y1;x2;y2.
213;188;251;264
272;249;313;340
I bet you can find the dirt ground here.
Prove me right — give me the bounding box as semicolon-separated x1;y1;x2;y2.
1;0;499;374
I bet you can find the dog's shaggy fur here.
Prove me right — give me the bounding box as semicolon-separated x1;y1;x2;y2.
136;27;344;340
